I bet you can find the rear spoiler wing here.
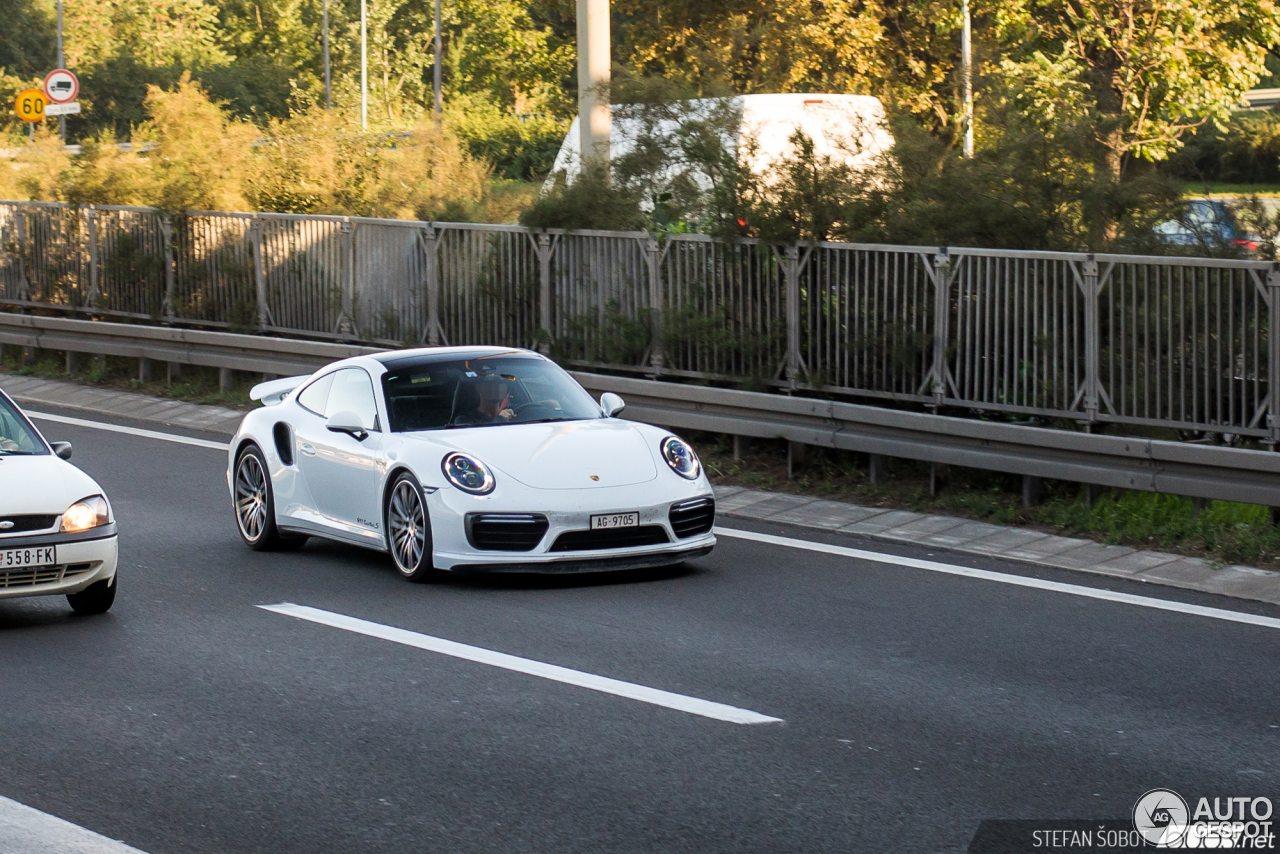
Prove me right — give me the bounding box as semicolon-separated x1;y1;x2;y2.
250;375;311;406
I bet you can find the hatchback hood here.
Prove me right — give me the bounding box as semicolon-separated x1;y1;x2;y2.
0;455;98;516
422;419;658;489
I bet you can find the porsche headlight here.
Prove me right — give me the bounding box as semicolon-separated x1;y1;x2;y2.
441;453;495;495
60;495;111;533
660;436;701;479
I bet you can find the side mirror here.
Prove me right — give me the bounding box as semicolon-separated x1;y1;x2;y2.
325;411;369;441
50;441;73;460
599;392;626;418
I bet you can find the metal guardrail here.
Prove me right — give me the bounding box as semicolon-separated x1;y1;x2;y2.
1;312;1277;508
0;313;382;377
571;373;1280;508
3;200;1279;444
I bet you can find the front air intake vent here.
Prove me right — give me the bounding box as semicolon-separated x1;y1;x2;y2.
669;497;715;538
550;526;669;552
467;514;549;552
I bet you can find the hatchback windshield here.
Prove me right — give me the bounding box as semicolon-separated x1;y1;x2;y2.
0;397;47;455
381;356;602;431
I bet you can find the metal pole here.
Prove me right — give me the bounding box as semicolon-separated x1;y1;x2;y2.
537;232;553;354
961;0;973;158
433;0;442;122
360;0;367;131
1268;265;1280;447
323;0;331;110
423;226;440;345
576;0;610;166
57;0;65;142
785;244;801;390
1082;257;1100;424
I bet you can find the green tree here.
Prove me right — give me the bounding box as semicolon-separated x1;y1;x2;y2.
997;0;1280;182
64;0;227;69
0;0;54;78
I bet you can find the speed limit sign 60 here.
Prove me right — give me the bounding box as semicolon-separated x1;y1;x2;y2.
14;89;45;123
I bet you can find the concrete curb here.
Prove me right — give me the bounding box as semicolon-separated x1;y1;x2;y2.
1;373;246;434
5;371;1279;609
714;486;1280;607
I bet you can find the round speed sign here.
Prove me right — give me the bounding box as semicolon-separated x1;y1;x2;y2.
14;89;46;123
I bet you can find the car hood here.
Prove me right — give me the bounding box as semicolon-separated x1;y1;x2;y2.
0;454;101;516
418;419;659;489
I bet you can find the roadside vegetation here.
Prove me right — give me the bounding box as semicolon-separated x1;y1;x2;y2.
1;0;1279;249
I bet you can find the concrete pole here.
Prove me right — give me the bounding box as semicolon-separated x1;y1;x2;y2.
961;0;973;158
323;0;331;110
433;0;442;122
360;0;368;130
576;0;610;166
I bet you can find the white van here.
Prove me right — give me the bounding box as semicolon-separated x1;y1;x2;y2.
544;93;894;189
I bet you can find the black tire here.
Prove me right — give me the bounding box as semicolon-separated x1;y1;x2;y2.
67;575;116;615
385;471;437;582
233;444;305;551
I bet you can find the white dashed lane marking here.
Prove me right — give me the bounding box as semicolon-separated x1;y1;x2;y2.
260;603;784;725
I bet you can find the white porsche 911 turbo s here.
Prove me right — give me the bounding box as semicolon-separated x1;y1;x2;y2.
0;390;118;613
227;347;716;580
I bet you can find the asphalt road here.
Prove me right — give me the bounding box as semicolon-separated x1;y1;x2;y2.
2;407;1280;853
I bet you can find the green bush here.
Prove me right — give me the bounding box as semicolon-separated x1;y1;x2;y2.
1164;109;1280;185
447;93;568;181
519;161;646;230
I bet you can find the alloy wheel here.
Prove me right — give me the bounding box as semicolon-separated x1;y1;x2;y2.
235;453;269;542
388;479;427;573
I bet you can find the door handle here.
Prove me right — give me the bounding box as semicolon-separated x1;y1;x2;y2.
300;443;316;456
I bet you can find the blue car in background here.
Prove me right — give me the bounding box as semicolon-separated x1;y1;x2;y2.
1155;199;1259;252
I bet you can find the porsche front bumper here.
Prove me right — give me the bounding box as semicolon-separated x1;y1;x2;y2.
428;486;716;573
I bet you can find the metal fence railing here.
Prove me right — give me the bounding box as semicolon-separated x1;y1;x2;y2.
2;200;1278;443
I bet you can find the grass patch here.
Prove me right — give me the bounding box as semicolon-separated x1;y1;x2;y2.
694;432;1280;569
0;346;259;410
1183;182;1280;198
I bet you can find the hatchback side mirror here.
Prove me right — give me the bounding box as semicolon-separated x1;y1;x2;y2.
50;441;73;460
325;411;369;441
599;392;626;418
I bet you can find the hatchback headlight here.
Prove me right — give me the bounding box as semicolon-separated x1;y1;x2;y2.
60;495;111;533
441;453;496;495
660;436;701;479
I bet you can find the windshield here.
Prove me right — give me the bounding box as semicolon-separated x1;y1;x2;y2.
0;396;47;455
381;355;602;432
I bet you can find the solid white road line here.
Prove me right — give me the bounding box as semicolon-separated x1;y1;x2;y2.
260;603;783;725
715;526;1280;632
27;411;229;451
0;794;149;854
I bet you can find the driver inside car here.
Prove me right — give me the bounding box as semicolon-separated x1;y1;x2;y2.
459;376;517;425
